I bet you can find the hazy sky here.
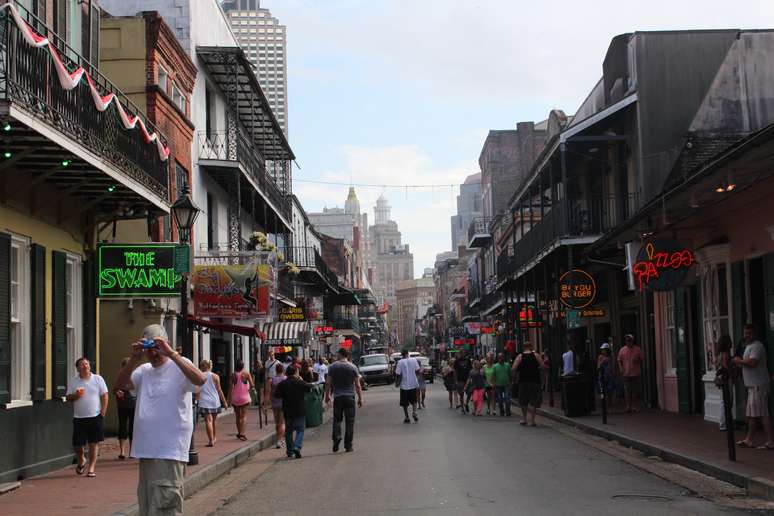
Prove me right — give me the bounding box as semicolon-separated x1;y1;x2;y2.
264;0;774;275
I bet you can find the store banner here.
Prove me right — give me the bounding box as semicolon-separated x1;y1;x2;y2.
193;261;273;318
464;321;483;335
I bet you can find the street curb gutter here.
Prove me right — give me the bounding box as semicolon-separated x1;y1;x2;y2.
537;408;774;501
112;411;332;516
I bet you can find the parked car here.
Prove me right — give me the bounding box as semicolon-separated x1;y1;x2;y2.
358;354;393;385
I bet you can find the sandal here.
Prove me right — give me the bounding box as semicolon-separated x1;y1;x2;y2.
737;440;753;448
757;443;774;450
118;455;126;460
238;434;248;441
76;463;85;475
86;472;96;478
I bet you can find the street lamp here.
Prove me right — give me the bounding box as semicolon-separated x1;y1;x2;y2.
171;185;201;466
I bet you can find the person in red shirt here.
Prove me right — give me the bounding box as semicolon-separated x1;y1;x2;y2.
617;334;643;413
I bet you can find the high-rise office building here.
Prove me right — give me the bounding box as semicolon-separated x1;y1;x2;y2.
222;0;288;135
222;0;291;193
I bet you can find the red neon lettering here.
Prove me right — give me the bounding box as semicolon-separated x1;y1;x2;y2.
633;248;695;290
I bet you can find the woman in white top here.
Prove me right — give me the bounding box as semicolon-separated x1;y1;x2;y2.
198;360;228;446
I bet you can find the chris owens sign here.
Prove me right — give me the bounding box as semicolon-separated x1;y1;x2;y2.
559;269;596;309
633;241;695;291
98;244;181;297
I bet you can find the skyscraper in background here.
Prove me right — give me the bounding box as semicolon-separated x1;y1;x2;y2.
450;173;482;249
222;0;288;135
222;0;291;193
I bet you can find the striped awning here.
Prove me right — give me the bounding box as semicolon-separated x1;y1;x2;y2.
262;321;309;346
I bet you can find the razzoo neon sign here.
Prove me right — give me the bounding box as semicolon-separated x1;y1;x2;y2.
632;241;695;291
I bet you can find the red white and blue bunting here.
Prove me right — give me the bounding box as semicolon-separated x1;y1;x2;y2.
2;4;171;161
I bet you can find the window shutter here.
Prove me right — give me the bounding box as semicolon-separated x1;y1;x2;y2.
82;257;97;372
89;3;100;67
52;250;67;397
0;233;11;404
30;244;46;401
54;0;67;42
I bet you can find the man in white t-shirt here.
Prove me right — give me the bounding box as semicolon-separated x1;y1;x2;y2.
65;357;108;477
395;350;421;424
115;324;205;516
314;357;329;384
265;348;280;378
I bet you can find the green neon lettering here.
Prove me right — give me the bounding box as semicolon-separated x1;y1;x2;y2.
114;268;138;289
136;268;149;288
100;269;116;290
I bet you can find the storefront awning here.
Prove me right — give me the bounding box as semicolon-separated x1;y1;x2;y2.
261;321;309;345
327;287;362;306
188;317;266;339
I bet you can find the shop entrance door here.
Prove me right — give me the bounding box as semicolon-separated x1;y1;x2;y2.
210;331;232;397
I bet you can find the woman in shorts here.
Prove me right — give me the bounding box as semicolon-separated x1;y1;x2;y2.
443;359;456;409
512;341;547;426
198;359;228;446
229;360;254;441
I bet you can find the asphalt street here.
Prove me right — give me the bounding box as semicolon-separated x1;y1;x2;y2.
214;383;747;516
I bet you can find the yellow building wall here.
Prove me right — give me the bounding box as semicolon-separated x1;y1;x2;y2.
0;204;87;399
100;18;148;112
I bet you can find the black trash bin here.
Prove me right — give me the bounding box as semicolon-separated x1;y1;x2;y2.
561;373;591;417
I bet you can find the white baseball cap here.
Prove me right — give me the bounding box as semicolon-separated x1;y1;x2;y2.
600;342;611;350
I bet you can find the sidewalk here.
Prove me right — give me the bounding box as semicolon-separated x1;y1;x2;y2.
2;407;279;516
538;397;774;499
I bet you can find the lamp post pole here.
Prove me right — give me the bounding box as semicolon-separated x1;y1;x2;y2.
171;185;201;467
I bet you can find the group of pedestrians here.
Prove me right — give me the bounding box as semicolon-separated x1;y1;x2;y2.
440;346;547;425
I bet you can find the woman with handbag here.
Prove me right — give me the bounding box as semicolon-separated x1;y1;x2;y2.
229;361;255;441
199;359;228;446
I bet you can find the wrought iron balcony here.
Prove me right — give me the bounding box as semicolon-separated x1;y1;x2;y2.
331;317;360;333
499;194;640;279
467;217;493;248
0;4;170;211
199;130;291;224
279;246;339;292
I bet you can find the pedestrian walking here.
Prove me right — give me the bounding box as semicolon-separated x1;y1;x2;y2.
395;349;421;423
265;348;281;379
715;335;733;432
596;343;616;407
300;358;318;383
229;361;254;441
734;324;774;449
269;363;287;449
617;334;643;413
492;353;512;416
561;343;576;376
467;361;487;416
114;324;206;516
417;359;427;409
453;349;473;413
443;359;456;409
325;347;363;452
66;357;108;477
114;357;136;460
198;359;228;447
483;353;496;415
313;357;328;384
513;341;546;426
274;365;316;458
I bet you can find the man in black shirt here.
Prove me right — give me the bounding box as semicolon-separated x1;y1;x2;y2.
275;365;316;459
454;349;473;414
325;348;363;453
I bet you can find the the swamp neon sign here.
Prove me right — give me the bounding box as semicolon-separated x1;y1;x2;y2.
98;244;182;297
632;241;695;291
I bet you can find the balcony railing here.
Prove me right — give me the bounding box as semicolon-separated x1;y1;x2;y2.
199;130;291;221
331;317;360;333
0;4;169;200
279;246;339;291
277;272;294;299
499;194;639;279
467;217;493;248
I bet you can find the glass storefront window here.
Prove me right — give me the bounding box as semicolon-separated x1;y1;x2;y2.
701;263;731;373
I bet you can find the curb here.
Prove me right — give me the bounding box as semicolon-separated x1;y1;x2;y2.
112;410;332;516
537;408;774;501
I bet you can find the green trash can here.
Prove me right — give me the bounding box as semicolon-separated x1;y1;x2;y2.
305;384;324;428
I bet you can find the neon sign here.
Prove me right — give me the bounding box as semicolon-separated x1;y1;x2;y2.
519;305;543;328
314;325;334;336
633;241;695;291
97;244;181;298
559;270;597;309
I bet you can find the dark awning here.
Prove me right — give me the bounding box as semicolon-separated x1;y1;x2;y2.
327;287;362;306
188;316;265;339
196;46;294;161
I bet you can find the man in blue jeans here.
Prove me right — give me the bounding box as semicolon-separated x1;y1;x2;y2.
274;365;316;459
492;353;512;416
325;348;363;452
